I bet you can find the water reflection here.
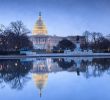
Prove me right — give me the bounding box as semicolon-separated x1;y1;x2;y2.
33;73;48;97
0;59;32;89
0;57;110;98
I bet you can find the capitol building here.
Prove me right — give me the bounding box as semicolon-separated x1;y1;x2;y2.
30;12;86;50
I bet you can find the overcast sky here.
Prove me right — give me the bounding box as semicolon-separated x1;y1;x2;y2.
0;0;110;36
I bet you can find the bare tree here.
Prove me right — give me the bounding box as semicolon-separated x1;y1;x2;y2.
83;30;91;43
91;32;102;43
0;24;6;34
0;21;33;52
10;21;30;36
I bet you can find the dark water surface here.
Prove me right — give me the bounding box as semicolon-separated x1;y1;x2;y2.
0;57;110;100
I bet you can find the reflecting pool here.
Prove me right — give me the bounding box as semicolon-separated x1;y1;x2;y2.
0;57;110;100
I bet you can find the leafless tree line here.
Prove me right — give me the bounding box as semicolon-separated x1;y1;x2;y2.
0;21;33;51
83;31;110;52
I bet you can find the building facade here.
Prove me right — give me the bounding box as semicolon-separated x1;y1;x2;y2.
30;13;86;50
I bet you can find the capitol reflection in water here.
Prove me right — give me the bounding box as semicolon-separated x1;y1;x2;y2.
0;57;110;100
